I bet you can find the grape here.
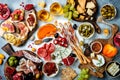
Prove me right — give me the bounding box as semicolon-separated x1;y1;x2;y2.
73;11;79;15
63;8;68;13
68;11;72;20
73;13;78;18
84;74;89;79
77;68;89;80
64;12;69;18
64;4;71;9
70;5;74;11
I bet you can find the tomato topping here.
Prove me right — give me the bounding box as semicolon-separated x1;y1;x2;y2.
11;9;23;21
27;14;35;26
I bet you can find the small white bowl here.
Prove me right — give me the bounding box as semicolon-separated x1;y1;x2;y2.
90;41;103;54
100;4;117;20
78;22;95;39
42;61;59;77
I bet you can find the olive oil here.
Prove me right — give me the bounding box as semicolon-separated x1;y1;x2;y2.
50;2;63;15
37;9;53;22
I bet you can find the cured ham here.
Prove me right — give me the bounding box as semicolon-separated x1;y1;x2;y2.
25;9;37;31
0;19;15;33
16;58;37;74
14;22;29;40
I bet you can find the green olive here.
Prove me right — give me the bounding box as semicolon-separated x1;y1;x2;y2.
9;60;14;66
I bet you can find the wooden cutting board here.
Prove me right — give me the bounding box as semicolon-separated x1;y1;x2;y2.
2;43;43;80
79;24;119;78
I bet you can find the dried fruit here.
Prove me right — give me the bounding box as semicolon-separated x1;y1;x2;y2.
0;54;5;59
34;40;42;45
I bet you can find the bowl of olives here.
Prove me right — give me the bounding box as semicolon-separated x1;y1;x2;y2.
78;22;95;39
100;4;117;20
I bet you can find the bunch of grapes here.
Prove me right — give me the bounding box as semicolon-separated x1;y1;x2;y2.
63;4;79;20
77;68;89;80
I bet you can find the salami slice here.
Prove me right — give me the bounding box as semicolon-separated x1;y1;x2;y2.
44;54;51;61
48;43;55;53
37;47;47;58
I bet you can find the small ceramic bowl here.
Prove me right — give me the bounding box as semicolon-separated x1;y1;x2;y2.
100;4;117;20
42;61;59;77
78;22;95;39
90;41;103;54
105;61;120;78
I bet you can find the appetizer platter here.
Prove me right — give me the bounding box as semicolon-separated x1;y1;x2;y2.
0;0;120;80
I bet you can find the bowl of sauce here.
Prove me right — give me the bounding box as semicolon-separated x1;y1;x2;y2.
90;41;102;54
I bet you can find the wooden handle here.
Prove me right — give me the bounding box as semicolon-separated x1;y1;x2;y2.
92;22;101;34
2;43;15;55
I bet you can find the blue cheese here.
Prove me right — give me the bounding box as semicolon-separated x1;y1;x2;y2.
53;45;72;63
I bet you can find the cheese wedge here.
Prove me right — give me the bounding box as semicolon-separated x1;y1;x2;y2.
78;0;86;9
77;5;85;14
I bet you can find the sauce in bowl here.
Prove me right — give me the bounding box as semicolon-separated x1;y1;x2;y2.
90;41;102;54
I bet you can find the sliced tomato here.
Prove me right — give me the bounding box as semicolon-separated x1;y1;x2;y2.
0;3;10;20
37;47;47;58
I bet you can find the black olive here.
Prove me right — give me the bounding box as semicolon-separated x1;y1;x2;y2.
54;33;59;38
83;43;89;48
43;38;53;42
70;53;76;57
73;24;78;30
27;72;33;79
37;62;43;71
84;47;92;56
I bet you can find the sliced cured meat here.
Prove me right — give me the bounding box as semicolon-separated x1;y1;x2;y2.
37;47;47;58
14;22;29;40
1;19;15;33
48;43;55;53
25;9;37;31
13;73;24;80
11;9;24;22
0;3;10;20
23;51;42;63
37;43;55;61
62;56;75;66
44;43;50;51
44;54;51;61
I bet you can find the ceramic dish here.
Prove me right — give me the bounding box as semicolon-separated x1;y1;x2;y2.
105;61;120;78
42;61;59;77
78;22;95;39
100;4;117;20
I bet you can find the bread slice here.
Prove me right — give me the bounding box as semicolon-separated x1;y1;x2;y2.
25;9;37;31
